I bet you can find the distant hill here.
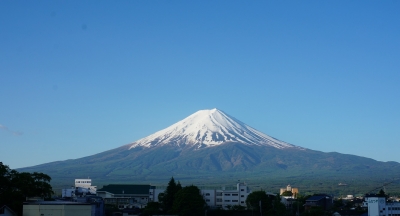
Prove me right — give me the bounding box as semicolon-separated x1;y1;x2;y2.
19;109;400;194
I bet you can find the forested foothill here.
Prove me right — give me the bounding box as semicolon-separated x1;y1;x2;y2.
0;162;53;215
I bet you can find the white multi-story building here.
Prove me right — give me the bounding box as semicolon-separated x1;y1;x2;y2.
213;183;251;209
62;179;97;198
363;195;400;216
149;182;251;210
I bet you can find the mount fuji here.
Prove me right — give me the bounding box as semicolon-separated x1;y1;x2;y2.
129;108;299;149
19;109;400;193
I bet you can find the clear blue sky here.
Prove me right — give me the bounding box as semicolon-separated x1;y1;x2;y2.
1;1;399;169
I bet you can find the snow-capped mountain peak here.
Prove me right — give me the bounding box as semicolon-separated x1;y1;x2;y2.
129;108;299;149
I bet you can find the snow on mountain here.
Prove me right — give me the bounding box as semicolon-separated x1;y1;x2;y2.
129;108;301;149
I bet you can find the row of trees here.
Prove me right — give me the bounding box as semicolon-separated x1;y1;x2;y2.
143;177;303;216
143;177;206;216
0;162;53;215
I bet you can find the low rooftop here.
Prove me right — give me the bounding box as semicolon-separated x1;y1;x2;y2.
97;184;151;195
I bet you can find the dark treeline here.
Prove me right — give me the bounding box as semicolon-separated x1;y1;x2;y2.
0;162;53;215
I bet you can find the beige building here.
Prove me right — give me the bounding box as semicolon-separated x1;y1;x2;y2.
280;184;299;197
23;202;95;216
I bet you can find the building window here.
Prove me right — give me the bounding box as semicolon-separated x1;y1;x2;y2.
217;192;222;196
241;201;244;203
241;195;244;197
206;199;210;202
225;200;230;202
232;194;238;196
232;200;238;202
241;189;244;191
217;198;222;202
225;194;231;196
205;193;210;196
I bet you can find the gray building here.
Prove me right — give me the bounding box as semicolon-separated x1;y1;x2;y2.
97;184;150;209
23;201;99;216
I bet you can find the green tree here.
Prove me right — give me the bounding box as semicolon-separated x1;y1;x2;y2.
281;190;293;196
332;198;343;211
0;162;53;215
157;192;164;202
171;185;206;216
231;204;246;212
269;194;286;215
378;189;387;197
246;191;288;215
160;177;182;213
143;201;161;215
301;206;325;216
245;190;272;214
291;194;310;215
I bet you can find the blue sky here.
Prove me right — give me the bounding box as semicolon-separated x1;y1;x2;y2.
1;1;399;169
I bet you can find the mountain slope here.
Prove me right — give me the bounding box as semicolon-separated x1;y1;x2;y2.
18;109;400;194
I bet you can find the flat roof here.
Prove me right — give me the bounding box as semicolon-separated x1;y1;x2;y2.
97;184;150;195
24;201;93;205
